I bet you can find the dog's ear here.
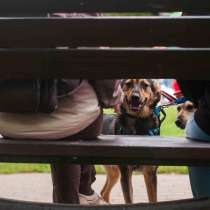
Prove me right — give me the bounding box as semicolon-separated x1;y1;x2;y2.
150;80;161;106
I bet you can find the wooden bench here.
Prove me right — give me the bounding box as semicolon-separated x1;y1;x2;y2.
0;0;210;209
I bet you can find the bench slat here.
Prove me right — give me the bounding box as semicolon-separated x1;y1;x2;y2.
0;136;209;165
0;48;209;79
0;0;209;14
0;197;210;210
0;17;210;47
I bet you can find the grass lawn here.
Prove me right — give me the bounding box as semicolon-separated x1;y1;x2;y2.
0;107;188;174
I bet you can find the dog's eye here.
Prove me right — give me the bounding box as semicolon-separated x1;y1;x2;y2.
186;105;194;111
125;82;133;89
141;83;149;89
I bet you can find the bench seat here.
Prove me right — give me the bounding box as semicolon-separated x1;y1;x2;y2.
0;135;209;166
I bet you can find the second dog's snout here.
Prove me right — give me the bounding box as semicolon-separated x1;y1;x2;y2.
175;119;181;127
175;119;185;129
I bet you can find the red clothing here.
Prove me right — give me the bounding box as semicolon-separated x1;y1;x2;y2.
171;79;183;98
171;79;180;92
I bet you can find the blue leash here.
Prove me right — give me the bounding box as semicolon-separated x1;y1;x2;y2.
174;97;188;105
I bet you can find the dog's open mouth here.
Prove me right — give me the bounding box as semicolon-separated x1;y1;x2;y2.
130;98;147;112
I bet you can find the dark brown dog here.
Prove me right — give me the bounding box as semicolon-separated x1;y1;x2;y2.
175;101;196;129
101;79;163;203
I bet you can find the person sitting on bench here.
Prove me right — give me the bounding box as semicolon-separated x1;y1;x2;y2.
178;80;210;199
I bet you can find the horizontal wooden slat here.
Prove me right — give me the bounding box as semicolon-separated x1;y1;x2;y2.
0;136;210;165
0;48;209;79
0;17;210;47
0;0;209;14
0;197;210;210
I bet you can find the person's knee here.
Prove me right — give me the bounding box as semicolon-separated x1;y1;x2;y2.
186;113;210;142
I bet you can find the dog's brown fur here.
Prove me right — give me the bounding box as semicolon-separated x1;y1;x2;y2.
175;101;196;129
121;79;161;119
101;79;161;203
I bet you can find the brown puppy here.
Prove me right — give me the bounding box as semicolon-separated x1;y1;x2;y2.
101;79;162;204
175;101;196;129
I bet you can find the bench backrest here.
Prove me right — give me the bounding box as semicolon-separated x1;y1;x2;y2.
0;0;209;80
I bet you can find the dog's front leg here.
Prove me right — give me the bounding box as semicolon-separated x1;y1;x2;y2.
142;166;157;202
119;165;133;203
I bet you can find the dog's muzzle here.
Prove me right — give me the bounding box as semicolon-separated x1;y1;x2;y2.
175;119;185;129
130;93;147;112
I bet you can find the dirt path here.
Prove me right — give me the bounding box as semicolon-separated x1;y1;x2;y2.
0;173;192;204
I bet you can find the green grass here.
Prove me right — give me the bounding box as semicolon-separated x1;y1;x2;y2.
160;106;185;136
0;163;50;174
0;107;187;174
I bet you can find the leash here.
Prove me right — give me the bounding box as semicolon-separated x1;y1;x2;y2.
160;90;188;108
148;90;188;135
148;89;188;135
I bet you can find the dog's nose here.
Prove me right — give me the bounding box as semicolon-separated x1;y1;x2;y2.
131;93;140;104
175;119;185;129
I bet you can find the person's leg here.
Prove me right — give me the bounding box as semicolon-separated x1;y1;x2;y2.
75;112;107;204
51;164;98;204
78;164;107;204
79;164;96;195
186;113;210;198
51;111;103;204
51;164;81;203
